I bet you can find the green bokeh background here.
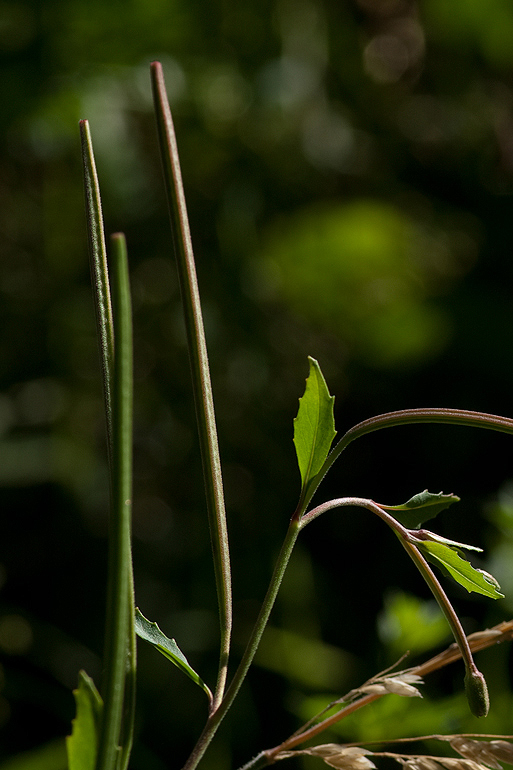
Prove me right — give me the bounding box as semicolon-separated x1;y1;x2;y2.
0;0;513;767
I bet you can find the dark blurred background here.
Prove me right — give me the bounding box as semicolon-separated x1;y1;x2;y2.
1;0;513;768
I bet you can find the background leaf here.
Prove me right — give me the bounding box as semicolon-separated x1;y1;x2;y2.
379;490;460;529
66;671;103;770
417;541;504;598
135;609;213;702
293;357;336;491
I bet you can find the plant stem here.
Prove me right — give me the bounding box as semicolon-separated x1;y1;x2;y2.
238;621;513;770
95;233;135;770
301;497;484;713
182;519;302;770
299;496;412;532
398;536;475;675
81;122;136;769
150;60;231;709
303;408;513;512
79;119;114;457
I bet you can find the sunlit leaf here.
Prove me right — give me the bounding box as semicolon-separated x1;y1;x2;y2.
379;490;460;529
135;609;213;703
413;530;482;552
66;670;103;770
293;357;336;492
417;541;504;598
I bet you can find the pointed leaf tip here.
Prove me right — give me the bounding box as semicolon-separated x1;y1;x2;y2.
417;541;504;599
66;671;103;770
379;489;460;529
135;608;213;703
294;357;336;492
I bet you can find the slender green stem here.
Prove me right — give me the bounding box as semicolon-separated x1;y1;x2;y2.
302;408;513;512
95;233;135;770
301;498;479;687
150;60;231;709
81;122;136;768
182;519;302;770
110;234;136;770
399;536;475;675
79;120;115;457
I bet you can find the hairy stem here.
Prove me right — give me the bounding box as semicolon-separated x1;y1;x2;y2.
303;409;513;512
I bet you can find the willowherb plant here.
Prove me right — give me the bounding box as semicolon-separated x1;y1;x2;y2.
66;61;513;770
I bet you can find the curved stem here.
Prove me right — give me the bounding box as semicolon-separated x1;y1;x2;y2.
302;408;513;512
300;496;411;532
238;621;513;770
398;537;475;675
301;498;478;680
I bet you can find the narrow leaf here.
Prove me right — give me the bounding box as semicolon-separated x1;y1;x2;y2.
413;530;482;552
66;670;103;770
380;490;460;529
135;608;213;704
417;541;504;598
294;357;336;491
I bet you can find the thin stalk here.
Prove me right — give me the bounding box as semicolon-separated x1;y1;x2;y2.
303;409;513;513
302;498;485;714
238;621;513;770
399;537;475;676
79;120;114;457
150;60;231;708
182;519;302;770
95;233;135;770
302;498;479;677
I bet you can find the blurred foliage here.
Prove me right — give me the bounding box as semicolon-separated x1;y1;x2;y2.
1;0;513;768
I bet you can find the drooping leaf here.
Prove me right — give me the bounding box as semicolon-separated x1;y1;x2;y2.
379;490;460;529
417;541;504;598
66;670;103;770
293;357;336;491
135;609;213;703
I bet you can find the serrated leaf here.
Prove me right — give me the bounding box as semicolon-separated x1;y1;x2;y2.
380;490;460;529
417;541;504;598
135;609;213;703
293;357;336;491
66;670;103;770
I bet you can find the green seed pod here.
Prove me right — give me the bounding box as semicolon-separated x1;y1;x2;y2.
464;669;489;717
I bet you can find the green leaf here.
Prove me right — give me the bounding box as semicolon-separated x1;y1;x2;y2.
380;489;460;529
66;670;103;770
135;609;213;703
417;541;504;598
293;357;336;491
413;530;482;552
